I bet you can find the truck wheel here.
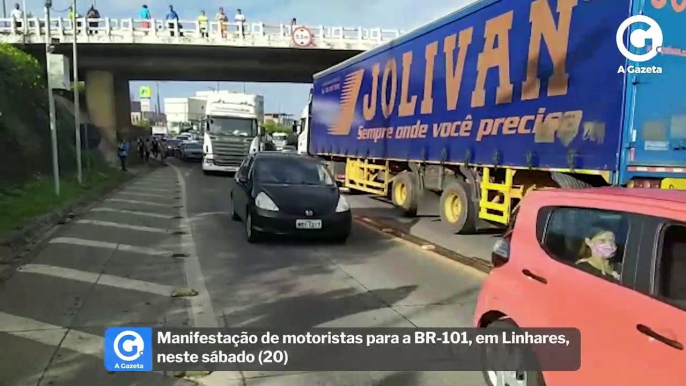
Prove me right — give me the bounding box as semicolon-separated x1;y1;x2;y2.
392;171;418;217
439;180;476;234
551;172;591;189
482;319;546;386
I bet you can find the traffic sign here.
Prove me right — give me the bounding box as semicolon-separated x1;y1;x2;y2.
292;27;314;47
139;86;152;99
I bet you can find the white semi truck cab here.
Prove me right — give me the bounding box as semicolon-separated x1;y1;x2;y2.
202;93;265;174
296;89;313;155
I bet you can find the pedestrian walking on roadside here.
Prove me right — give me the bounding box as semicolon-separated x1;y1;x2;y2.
198;10;209;38
86;5;100;34
137;137;145;160
151;136;160;159
235;9;246;37
160;138;169;165
140;4;151;33
216;7;228;38
117;137;129;171
144;137;151;162
166;5;179;36
11;4;23;31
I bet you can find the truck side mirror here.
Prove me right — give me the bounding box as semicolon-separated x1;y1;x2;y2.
257;126;264;136
292;122;298;133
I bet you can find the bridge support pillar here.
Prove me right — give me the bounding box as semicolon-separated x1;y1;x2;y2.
85;70;131;163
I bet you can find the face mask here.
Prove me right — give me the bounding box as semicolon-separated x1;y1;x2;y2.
591;242;616;259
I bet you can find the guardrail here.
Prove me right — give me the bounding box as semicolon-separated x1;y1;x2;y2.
0;17;403;50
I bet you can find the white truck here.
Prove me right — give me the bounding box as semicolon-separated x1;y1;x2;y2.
296;91;312;155
202;93;266;174
152;125;168;137
272;132;288;150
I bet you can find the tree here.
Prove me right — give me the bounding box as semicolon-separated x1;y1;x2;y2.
263;120;291;134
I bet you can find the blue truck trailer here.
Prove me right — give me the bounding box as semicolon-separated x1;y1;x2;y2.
296;0;686;233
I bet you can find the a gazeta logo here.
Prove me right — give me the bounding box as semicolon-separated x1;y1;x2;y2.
616;15;663;74
113;330;145;361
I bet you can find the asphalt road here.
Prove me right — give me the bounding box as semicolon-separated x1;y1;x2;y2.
0;160;490;386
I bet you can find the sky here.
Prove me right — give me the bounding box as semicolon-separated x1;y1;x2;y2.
15;0;474;115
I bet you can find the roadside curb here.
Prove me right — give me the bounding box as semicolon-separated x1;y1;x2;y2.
353;215;493;274
0;164;158;282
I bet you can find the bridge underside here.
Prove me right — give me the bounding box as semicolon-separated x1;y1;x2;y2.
26;44;362;82
18;43;364;163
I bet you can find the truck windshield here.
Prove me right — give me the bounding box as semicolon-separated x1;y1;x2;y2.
208;117;254;137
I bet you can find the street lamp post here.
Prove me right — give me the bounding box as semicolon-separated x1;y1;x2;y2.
72;0;82;184
45;0;60;195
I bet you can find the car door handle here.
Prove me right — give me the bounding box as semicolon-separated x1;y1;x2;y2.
637;324;684;350
522;269;547;284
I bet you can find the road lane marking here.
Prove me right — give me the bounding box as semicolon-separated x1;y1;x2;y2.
117;191;175;198
90;207;175;219
354;219;489;279
190;211;232;220
49;237;172;256
0;312;104;357
105;198;169;207
74;219;169;233
17;264;176;296
125;187;177;193
130;182;177;188
170;164;218;328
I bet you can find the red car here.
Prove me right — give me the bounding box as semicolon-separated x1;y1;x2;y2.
474;188;686;386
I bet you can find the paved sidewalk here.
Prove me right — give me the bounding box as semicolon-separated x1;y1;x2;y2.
0;166;196;386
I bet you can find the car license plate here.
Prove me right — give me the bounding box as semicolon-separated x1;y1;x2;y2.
296;219;322;229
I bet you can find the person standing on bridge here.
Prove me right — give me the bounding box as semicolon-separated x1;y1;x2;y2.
216;7;228;38
11;4;23;32
86;5;100;35
68;6;81;33
197;10;209;38
235;9;246;38
166;5;179;36
140;5;152;33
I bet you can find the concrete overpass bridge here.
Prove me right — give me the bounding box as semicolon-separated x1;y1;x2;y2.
0;17;402;160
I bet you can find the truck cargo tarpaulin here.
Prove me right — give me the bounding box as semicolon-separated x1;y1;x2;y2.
310;0;630;171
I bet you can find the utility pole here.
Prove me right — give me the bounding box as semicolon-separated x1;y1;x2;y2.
22;0;27;31
45;0;60;195
72;0;82;184
2;0;6;18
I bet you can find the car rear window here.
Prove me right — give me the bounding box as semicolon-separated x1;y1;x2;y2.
254;157;334;186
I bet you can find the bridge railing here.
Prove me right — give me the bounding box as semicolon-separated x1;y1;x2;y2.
0;17;403;49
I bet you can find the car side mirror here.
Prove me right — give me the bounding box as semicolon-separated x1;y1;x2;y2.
237;175;247;184
491;238;510;268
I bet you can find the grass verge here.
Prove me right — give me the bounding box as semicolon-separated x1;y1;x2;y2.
0;167;130;235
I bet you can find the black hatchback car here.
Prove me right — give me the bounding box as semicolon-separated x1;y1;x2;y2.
230;152;352;243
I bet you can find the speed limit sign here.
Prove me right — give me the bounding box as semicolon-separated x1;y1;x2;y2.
292;26;314;47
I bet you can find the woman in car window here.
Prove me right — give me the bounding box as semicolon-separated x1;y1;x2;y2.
576;227;621;281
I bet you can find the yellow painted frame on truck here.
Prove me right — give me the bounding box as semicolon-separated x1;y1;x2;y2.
344;158;390;196
339;156;613;226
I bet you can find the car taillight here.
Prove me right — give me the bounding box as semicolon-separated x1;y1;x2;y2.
628;179;662;189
